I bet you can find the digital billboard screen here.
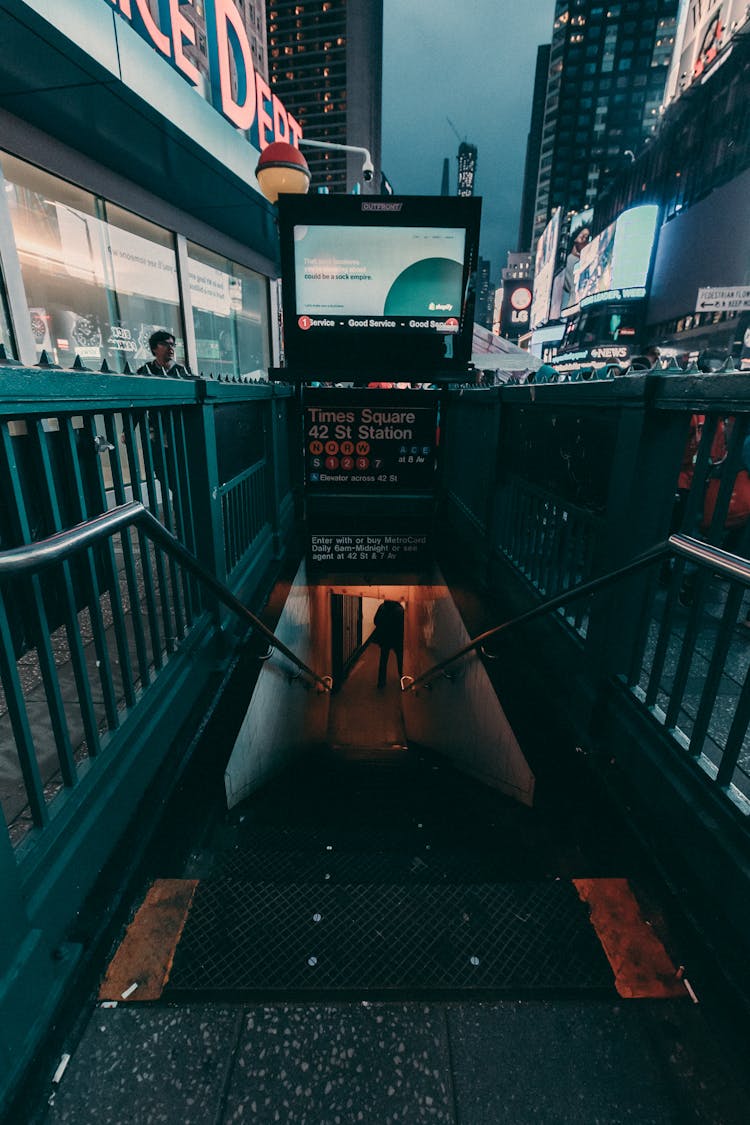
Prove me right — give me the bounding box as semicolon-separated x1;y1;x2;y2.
293;224;467;326
572;205;659;308
530;208;560;330
278;195;481;377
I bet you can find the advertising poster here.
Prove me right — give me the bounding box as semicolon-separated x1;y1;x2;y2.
530;208;560;330
55;204;180;304
500;281;533;342
572;205;658;306
293;225;465;329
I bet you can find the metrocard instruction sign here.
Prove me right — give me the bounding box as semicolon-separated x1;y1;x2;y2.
303;390;438;570
104;0;301;149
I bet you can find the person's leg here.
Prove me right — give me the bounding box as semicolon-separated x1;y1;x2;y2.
377;644;389;688
395;642;403;679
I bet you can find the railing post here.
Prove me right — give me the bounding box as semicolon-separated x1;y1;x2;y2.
439;388;502;576
0;817;77;1110
585;383;688;675
0;824;31;984
267;394;283;558
271;385;299;556
182;390;228;637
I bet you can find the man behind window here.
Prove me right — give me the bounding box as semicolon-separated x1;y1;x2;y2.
137;329;193;378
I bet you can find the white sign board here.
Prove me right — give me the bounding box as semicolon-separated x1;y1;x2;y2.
696;286;750;313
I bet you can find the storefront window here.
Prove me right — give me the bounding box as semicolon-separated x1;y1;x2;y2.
187;242;269;378
0;268;14;358
101;201;183;366
0;153;182;368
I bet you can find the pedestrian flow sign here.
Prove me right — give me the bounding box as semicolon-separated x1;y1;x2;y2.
696;286;750;313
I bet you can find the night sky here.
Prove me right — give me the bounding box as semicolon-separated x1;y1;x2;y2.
381;0;557;277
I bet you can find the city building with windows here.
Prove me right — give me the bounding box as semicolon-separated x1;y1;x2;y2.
594;6;750;360
475;257;495;331
267;0;383;193
518;44;551;253
531;0;678;251
663;0;748;106
457;142;478;197
500;252;534;343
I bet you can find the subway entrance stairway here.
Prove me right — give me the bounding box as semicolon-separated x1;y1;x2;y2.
22;566;750;1124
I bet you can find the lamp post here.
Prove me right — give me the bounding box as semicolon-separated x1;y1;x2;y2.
254;141;312;204
255;139;375;203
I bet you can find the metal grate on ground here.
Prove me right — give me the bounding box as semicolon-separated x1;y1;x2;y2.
165;879;614;996
209;828;539;884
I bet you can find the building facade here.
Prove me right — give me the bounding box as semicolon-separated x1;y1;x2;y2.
531;0;678;249
594;5;750;359
663;0;748;105
457;142;478;197
500;252;534;343
475;257;494;330
267;0;383;193
0;0;291;375
140;0;269;88
518;44;551;254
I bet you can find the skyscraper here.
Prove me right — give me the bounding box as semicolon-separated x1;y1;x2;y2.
267;1;383;194
530;0;678;249
476;257;494;330
457;142;478;197
440;157;451;196
518;44;551;253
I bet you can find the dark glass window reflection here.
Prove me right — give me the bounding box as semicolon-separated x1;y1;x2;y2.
187;242;269;378
0;153;182;368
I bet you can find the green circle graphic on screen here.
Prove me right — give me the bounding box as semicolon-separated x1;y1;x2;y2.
384;258;463;316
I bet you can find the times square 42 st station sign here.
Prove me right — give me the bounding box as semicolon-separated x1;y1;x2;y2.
104;0;301;151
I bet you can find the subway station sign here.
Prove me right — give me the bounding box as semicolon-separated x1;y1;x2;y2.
304;401;438;491
104;0;301;150
304;389;438;571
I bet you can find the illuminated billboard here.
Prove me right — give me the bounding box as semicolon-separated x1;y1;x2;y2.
278;194;481;376
293;225;467;324
571;205;659;309
665;0;747;105
530;208;561;330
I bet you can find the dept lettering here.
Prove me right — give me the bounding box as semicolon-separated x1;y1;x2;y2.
104;0;301;150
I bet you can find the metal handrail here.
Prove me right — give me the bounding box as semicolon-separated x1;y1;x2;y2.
0;501;332;693
401;533;750;693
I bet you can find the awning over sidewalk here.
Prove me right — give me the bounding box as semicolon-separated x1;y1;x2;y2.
471;324;541;373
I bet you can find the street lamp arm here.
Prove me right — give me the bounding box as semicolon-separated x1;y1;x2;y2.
297;137;375;181
298;137;373;162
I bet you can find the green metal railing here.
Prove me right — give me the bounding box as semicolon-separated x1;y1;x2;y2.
0;501;329;838
439;370;750;1013
404;531;750;808
442;373;750;805
0;367;299;1116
